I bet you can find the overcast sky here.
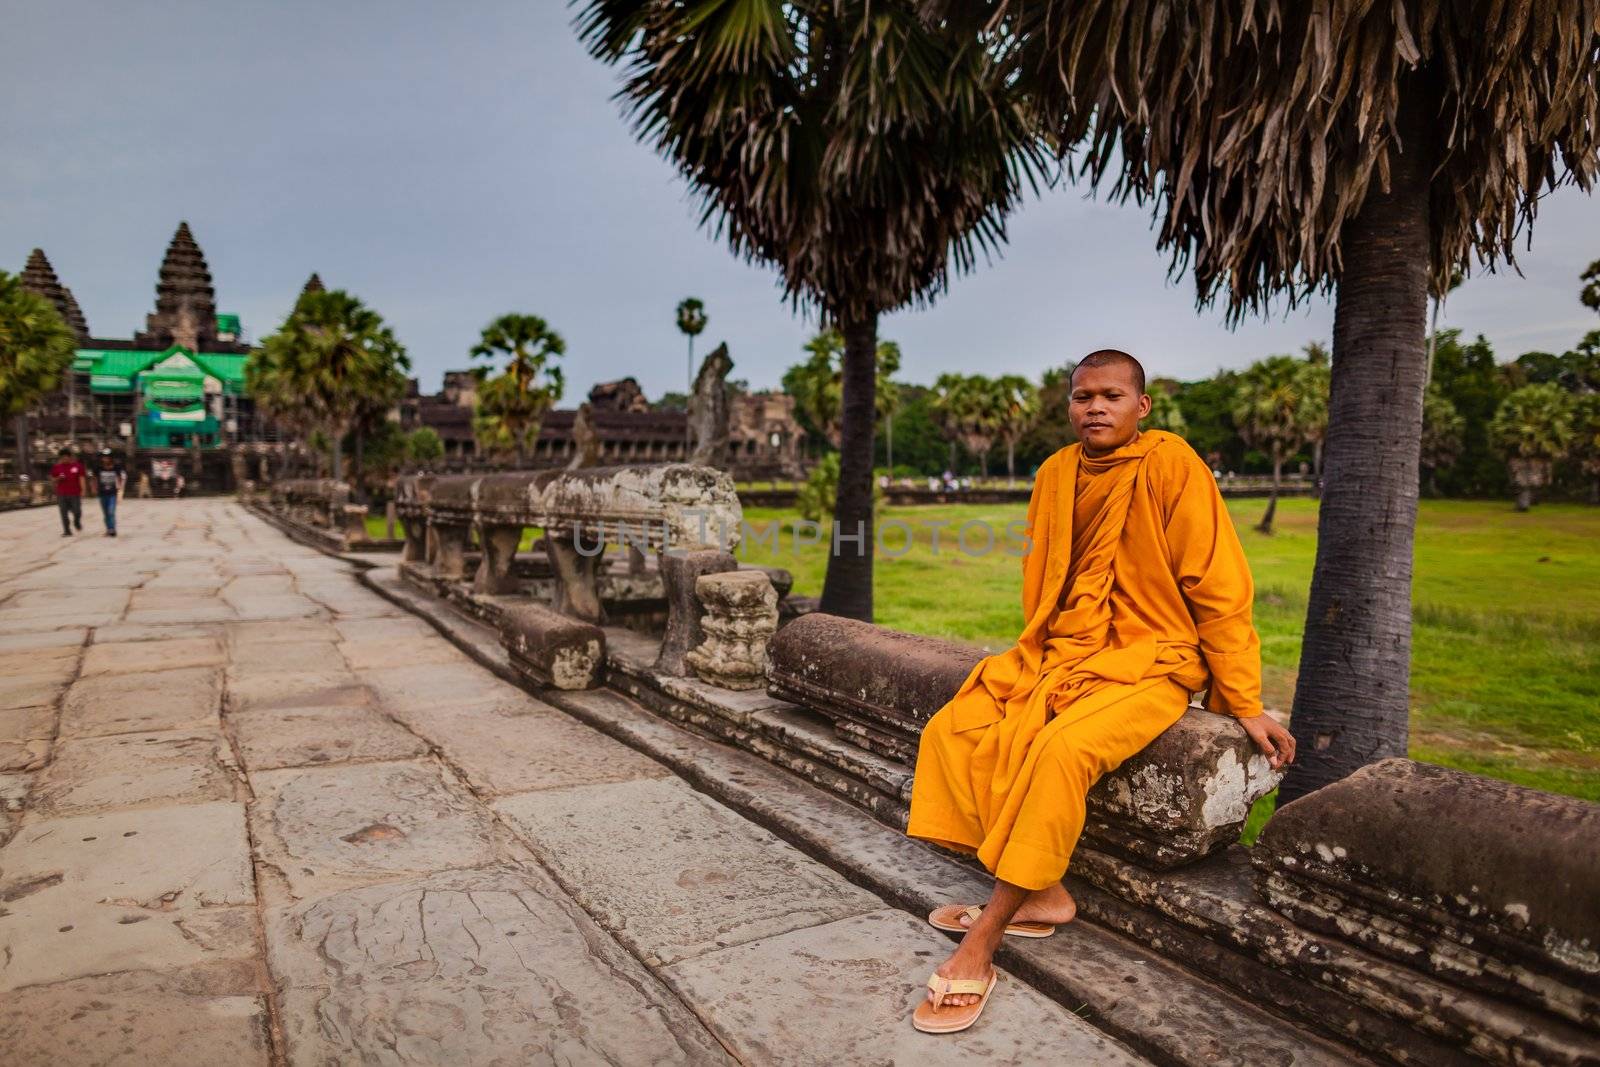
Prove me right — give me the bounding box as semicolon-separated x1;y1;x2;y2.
5;1;1596;401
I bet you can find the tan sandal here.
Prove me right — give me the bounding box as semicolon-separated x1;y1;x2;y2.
928;903;1056;938
912;969;999;1033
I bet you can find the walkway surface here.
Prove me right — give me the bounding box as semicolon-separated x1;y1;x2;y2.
0;499;1147;1065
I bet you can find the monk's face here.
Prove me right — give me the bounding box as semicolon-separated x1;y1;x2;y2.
1069;363;1152;455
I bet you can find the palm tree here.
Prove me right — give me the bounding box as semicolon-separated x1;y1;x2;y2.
1143;388;1188;437
1232;356;1313;534
1580;258;1600;314
470;314;566;466
1491;384;1576;511
252;290;410;482
1419;387;1465;497
988;1;1600;798
0;271;77;474
930;373;1005;478
676;297;707;447
992;375;1039;486
1426;270;1465;388
1569;393;1600;505
578;1;1049;621
1297;358;1331;489
782;329;902;449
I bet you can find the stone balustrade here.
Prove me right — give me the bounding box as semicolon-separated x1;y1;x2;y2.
263;478;368;549
394;464;746;673
1254;758;1600;1033
766;613;1282;868
685;570;779;690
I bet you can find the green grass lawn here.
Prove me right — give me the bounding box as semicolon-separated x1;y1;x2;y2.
737;496;1600;805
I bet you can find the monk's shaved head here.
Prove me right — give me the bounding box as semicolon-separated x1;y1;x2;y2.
1071;350;1146;395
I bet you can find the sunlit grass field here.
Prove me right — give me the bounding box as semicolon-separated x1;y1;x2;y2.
736;496;1600;806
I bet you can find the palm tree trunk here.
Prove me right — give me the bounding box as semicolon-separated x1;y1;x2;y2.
1257;448;1281;533
354;429;365;502
331;425;344;483
1280;83;1433;803
1007;440;1016;487
13;415;26;476
1514;483;1533;512
819;310;878;622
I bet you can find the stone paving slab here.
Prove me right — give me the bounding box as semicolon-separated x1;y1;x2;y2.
226;670;368;713
662;908;1151;1065
0;644;79;676
0;973;270;1067
31;729;238;817
388;694;673;797
249;759;501;901
494;775;881;966
0;628;87;653
0;666;76;711
339;632;468;671
91;622;223;644
362;661;526;715
0;738;50;772
227;618;341;647
229;703;430;771
227;638;348;676
0;705;54;742
60;665;222;738
265;865;733;1065
79;635;224;677
0;801;257;991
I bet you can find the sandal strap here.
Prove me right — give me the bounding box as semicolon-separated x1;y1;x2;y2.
927;973;992;997
962;905;983;922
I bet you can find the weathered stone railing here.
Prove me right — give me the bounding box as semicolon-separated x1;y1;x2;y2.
394;464;746;684
264;478;368;549
1255;758;1599;1034
765;613;1283;868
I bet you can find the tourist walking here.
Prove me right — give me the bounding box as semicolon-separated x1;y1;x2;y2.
49;446;88;537
94;449;126;537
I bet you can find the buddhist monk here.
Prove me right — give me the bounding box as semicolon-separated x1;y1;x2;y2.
908;350;1295;1033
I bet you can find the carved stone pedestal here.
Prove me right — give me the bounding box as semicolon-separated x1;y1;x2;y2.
685;570;778;690
653;549;738;676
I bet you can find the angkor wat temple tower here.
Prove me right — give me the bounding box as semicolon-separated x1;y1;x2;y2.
19;248;89;342
134;221;221;351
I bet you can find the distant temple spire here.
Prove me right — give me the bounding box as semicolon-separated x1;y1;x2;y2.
301;272;326;296
135;221;219;351
19;248;90;341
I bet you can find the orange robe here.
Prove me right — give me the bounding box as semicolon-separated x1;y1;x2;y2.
906;429;1265;890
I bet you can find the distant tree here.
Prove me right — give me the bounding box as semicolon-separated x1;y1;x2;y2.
1298;358;1332;484
782;329;900;449
1231;355;1314;533
1172;370;1244;470
1567;393;1600;505
1015;363;1078;466
1143;388;1188;437
470;314;565;465
874;383;948;476
0;270;77;472
676;297;707;444
252;290;410;482
1426;270;1465;387
404;426;444;466
992;375;1040;486
1431;330;1509;498
930;374;1005;477
1580;258;1600;314
1490;383;1575;511
1419;387;1465;498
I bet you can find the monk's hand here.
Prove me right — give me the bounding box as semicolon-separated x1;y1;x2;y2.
1239;714;1295;769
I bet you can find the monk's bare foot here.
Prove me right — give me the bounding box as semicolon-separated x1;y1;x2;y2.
928;928;1001;1008
954;883;1076;930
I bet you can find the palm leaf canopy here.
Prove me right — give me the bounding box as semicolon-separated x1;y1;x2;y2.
577;0;1051;322
955;0;1600;317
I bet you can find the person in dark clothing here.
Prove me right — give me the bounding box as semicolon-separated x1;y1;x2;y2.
94;449;126;536
49;446;88;536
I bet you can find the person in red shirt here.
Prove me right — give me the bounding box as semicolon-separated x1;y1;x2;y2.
49;446;89;537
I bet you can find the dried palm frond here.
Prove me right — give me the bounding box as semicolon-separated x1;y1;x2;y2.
959;0;1600;319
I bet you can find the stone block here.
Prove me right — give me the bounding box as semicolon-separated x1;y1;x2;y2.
766;613;1280;868
661;908;1148;1066
0;973;270;1066
228;704;428;770
32;730;237;817
498;601;605;690
1254;758;1600;1031
264;866;731;1065
493;775;880;966
766;612;980;760
248;760;498;900
686;569;778;690
654;548;738;676
60;666;223;738
0;801;257;991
